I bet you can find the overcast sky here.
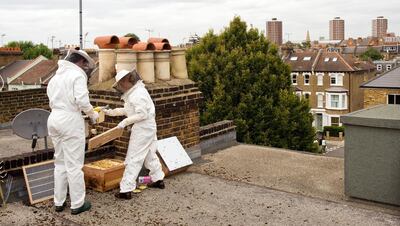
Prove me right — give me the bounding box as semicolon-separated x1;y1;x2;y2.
0;0;399;48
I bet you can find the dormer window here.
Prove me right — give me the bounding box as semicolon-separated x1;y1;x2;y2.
290;57;298;61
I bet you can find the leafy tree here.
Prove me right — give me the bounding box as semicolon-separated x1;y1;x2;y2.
6;41;35;52
187;16;317;152
6;41;53;59
301;41;311;49
360;47;383;61
124;33;140;41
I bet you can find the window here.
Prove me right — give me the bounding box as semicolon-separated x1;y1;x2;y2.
317;73;324;86
332;57;338;62
326;93;347;110
290;57;298;61
304;93;310;99
329;73;343;86
303;56;311;61
304;73;310;85
317;94;324;108
331;95;339;108
291;73;298;85
331;117;340;126
295;91;302;98
388;94;400;105
386;64;392;71
330;76;336;84
324;57;329;62
376;64;382;71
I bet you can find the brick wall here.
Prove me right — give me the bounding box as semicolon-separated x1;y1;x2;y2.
0;88;50;123
0;50;23;67
89;80;203;158
199;120;237;154
364;88;400;108
0;80;203;159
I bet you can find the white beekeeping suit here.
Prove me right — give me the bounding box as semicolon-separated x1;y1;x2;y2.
47;56;96;210
105;72;164;193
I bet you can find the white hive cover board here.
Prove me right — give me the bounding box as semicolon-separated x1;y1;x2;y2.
157;136;193;171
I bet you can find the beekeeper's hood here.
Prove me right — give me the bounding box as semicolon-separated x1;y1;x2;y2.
64;49;95;70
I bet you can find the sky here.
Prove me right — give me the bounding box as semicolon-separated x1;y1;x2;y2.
0;0;399;48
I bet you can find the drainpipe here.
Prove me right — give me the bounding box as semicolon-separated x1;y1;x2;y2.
348;72;351;112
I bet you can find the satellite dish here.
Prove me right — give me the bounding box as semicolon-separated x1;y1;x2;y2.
12;108;50;150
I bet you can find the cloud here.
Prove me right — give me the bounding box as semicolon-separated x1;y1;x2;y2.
0;0;399;47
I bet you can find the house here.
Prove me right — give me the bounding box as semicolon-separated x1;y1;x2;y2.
373;57;400;75
0;55;57;91
285;50;375;130
361;66;400;108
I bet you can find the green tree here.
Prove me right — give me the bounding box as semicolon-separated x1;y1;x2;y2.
6;41;53;59
124;33;140;41
360;47;383;61
301;41;311;49
187;16;317;152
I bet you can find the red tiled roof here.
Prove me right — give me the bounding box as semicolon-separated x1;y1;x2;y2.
10;60;58;85
285;51;318;72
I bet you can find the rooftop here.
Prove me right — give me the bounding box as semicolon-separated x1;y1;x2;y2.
1;144;399;225
361;66;400;89
285;50;375;72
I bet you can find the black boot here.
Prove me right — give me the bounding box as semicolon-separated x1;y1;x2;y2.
115;191;132;200
148;180;165;189
71;201;91;215
55;201;67;212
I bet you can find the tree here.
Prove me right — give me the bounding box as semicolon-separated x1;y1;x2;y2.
124;33;140;41
360;47;383;61
6;41;53;59
301;41;311;49
187;16;317;152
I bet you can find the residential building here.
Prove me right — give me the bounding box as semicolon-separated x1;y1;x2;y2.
361;66;400;108
373;57;400;75
329;17;345;41
372;16;388;38
285;50;375;130
266;18;282;46
0;55;57;91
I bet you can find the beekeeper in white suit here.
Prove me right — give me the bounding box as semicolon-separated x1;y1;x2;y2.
47;49;98;214
103;69;165;200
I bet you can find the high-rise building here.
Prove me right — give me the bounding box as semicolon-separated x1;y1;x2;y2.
372;16;388;38
329;17;345;40
266;18;282;46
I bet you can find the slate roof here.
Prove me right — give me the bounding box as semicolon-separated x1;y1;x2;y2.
361;66;400;89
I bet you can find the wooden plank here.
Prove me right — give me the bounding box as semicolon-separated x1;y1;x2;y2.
88;127;123;151
22;160;55;205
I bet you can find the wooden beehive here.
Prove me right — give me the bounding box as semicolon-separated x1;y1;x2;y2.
83;159;125;192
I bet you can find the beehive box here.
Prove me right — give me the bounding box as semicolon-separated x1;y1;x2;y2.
83;159;125;192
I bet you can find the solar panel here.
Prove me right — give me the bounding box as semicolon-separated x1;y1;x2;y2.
22;160;54;205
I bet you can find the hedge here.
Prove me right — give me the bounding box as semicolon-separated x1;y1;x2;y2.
323;126;345;137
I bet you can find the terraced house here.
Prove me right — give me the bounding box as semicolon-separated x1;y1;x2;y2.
285;50;375;131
